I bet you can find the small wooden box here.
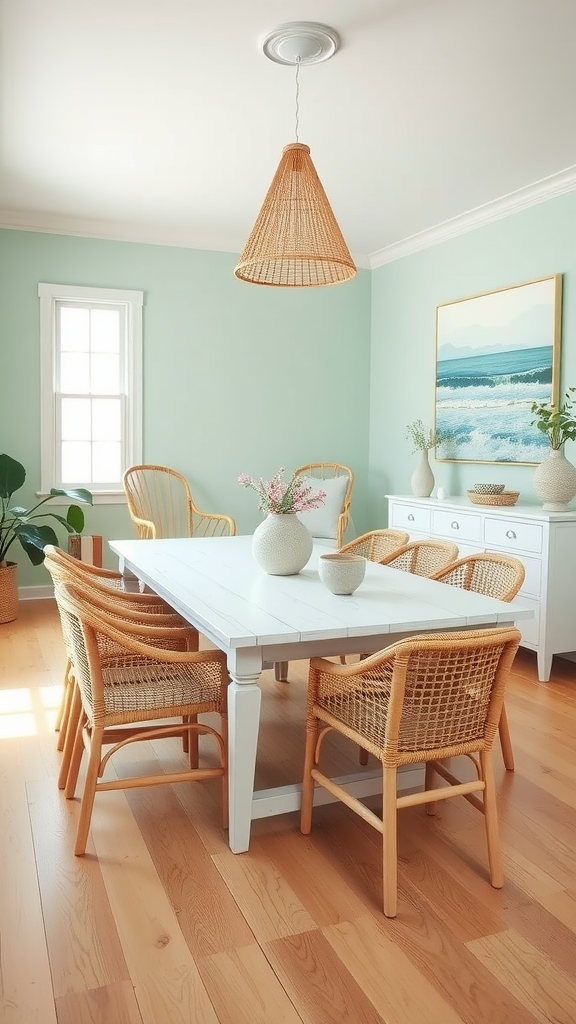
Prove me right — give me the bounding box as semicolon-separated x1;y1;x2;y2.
68;535;103;567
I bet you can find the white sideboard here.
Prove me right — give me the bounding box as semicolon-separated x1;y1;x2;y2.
386;494;576;682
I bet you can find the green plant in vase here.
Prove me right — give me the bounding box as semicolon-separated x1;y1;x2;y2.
405;420;452;497
531;388;576;449
0;452;93;622
530;389;576;511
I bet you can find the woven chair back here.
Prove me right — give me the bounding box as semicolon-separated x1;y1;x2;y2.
293;462;354;547
381;539;459;577
123;464;235;538
123;464;192;539
311;626;521;767
431;553;525;603
340;529;409;561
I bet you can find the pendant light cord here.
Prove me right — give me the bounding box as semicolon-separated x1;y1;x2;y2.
294;57;301;142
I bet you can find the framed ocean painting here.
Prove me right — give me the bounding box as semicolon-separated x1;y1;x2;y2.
435;275;562;464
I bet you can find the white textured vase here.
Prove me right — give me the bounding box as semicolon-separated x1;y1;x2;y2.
533;447;576;511
252;512;313;575
411;449;435;498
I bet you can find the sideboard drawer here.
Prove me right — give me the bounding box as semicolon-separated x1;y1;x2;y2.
484;518;543;554
431;509;483;544
389;504;431;534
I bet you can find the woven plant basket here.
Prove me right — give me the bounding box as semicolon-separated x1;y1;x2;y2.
0;562;18;624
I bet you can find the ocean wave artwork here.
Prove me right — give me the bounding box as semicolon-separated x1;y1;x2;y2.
435;277;560;464
437;346;552;462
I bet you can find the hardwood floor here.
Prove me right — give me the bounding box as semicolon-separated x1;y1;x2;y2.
1;599;576;1024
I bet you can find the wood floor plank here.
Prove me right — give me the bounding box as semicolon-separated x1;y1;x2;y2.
211;839;317;943
257;828;370;928
323;915;464;1024
89;789;220;1024
120;769;256;956
501;839;566;901
539;889;576;934
198;944;304;1024
466;927;576;1024
0;777;57;1024
264;928;387;1024
54;980;144;1024
27;776;130;998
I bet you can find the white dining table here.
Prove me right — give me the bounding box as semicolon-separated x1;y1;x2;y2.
109;535;533;853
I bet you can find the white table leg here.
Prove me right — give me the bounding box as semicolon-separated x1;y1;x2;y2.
227;663;262;853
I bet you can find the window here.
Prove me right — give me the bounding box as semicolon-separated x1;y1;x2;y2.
39;283;143;501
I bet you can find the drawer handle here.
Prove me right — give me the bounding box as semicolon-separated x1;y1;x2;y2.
506;530;517;540
407;514;415;521
451;521;459;530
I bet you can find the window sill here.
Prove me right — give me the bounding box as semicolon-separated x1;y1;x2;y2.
36;491;127;506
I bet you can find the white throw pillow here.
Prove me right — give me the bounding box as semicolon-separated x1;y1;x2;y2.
296;474;349;540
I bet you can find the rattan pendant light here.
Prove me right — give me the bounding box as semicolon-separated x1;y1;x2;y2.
234;23;356;288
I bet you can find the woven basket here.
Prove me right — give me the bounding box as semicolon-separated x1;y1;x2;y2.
0;561;18;623
467;490;520;507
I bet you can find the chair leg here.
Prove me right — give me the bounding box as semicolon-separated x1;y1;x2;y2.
382;766;398;918
187;714;199;769
300;722;318;835
55;659;72;742
498;705;515;771
274;662;289;682
75;726;104;856
65;711;87;799
480;750;504;888
57;683;82;790
424;760;438;816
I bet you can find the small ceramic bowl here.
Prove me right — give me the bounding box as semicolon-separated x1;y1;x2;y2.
472;483;505;495
318;553;366;595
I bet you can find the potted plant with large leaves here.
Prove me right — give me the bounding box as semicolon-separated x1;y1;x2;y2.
0;453;93;623
531;388;576;511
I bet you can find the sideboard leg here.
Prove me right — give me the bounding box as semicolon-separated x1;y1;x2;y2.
537;649;553;682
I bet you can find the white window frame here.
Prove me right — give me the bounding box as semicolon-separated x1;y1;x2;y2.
38;283;143;504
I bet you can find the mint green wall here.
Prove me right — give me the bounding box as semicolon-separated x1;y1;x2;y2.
369;191;576;525
0;229;371;587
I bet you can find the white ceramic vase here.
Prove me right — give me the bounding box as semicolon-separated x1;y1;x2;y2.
252;512;313;575
411;449;435;498
533;447;576;511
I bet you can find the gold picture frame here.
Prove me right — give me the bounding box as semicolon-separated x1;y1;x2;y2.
435;274;562;465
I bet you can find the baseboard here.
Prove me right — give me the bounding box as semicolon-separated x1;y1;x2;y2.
19;585;54;601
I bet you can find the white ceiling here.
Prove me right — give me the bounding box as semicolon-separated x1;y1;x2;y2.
2;0;576;268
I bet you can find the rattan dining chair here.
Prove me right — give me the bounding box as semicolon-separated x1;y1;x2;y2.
431;552;526;771
123;464;236;539
292;462;354;549
44;545;196;788
339;528;409;561
301;626;521;917
379;538;459;576
53;580;229;856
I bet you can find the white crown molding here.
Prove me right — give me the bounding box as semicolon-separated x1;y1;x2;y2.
10;166;574;271
369;165;576;268
0;208;245;254
0;207;372;268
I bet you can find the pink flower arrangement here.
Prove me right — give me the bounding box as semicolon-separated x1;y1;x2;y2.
238;468;326;515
